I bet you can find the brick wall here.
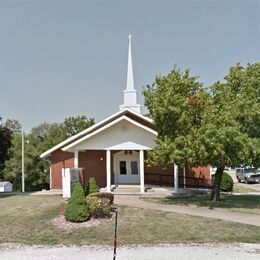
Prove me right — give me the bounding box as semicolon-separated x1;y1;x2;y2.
50;149;211;190
144;152;211;187
78;150;107;188
50;149;74;189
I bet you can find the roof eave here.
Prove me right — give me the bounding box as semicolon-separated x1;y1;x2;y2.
39;108;154;158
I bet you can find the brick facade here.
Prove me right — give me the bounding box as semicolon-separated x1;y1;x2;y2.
50;149;211;190
50;149;74;189
78;150;107;188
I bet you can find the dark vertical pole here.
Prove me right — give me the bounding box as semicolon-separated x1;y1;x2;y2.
113;209;118;260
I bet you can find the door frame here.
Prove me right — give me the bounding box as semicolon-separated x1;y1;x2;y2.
113;150;140;184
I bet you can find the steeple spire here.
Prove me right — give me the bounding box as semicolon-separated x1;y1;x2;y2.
119;34;141;113
126;34;134;91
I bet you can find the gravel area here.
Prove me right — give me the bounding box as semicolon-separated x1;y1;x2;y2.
0;244;259;260
51;215;113;231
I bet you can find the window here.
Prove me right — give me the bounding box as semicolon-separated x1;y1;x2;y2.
131;161;138;175
120;161;127;175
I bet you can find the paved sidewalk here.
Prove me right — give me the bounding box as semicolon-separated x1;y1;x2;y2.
114;195;260;227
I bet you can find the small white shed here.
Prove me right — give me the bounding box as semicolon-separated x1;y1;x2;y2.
0;182;13;192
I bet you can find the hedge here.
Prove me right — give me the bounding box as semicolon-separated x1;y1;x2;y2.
85;177;99;195
88;192;114;205
65;183;90;222
86;196;111;218
212;172;234;192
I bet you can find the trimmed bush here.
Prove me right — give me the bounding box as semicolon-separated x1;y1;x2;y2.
88;192;114;205
86;196;111;218
65;183;90;222
212;172;234;192
85;177;99;195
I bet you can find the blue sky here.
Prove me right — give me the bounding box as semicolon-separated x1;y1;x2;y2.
0;0;259;132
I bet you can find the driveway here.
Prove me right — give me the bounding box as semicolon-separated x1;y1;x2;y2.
0;244;259;260
226;169;238;183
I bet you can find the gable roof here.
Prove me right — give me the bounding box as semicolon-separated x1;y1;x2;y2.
62;115;157;152
40;108;155;158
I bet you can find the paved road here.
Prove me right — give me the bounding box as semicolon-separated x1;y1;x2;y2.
114;195;260;227
0;244;259;260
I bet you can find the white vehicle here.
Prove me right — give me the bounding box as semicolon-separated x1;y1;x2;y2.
236;167;260;184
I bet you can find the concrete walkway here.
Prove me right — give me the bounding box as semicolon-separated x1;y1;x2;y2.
114;195;260;227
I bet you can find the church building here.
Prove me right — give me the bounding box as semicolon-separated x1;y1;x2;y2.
40;35;211;194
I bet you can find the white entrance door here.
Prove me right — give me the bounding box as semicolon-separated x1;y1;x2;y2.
114;152;140;184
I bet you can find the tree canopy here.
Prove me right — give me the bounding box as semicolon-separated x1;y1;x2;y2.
2;115;95;191
0;117;13;179
144;63;260;201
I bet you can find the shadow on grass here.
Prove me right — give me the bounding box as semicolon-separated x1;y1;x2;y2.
162;194;260;211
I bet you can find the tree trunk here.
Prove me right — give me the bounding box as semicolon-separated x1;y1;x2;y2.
211;166;224;201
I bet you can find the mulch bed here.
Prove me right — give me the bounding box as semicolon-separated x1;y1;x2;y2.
51;213;114;231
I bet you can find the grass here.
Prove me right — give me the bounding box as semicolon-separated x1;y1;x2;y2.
143;194;260;215
0;194;260;245
233;184;260;193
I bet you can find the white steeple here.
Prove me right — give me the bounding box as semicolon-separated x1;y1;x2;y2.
119;34;141;113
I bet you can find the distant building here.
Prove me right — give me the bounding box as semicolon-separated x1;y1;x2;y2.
0;182;13;192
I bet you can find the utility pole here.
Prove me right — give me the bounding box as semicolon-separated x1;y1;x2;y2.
21;129;25;192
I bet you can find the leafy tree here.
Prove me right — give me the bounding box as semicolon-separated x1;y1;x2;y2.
223;63;260;166
2;116;95;191
4;119;21;133
0;117;14;180
63;116;95;137
143;67;208;167
29;122;65;152
2;134;23;190
144;64;259;201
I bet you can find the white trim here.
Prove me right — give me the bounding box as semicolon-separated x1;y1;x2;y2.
113;151;140;184
40;108;154;158
107;141;151;151
62;115;157;152
140;150;145;193
174;164;178;193
49;166;52;189
106;150;111;192
74;150;79;168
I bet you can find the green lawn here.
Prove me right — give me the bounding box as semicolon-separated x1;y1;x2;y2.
0;195;260;245
143;194;260;215
233;184;260;193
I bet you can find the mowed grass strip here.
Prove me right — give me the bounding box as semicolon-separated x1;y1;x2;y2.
143;194;260;215
0;195;260;245
233;184;260;193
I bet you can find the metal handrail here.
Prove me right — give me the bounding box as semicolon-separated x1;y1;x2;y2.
144;172;212;189
144;172;233;191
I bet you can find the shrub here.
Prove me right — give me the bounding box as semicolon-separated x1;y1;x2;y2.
85;177;99;195
212;172;234;192
88;192;114;205
86;196;111;218
65;183;90;222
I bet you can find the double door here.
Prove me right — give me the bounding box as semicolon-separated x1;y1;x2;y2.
115;154;140;184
